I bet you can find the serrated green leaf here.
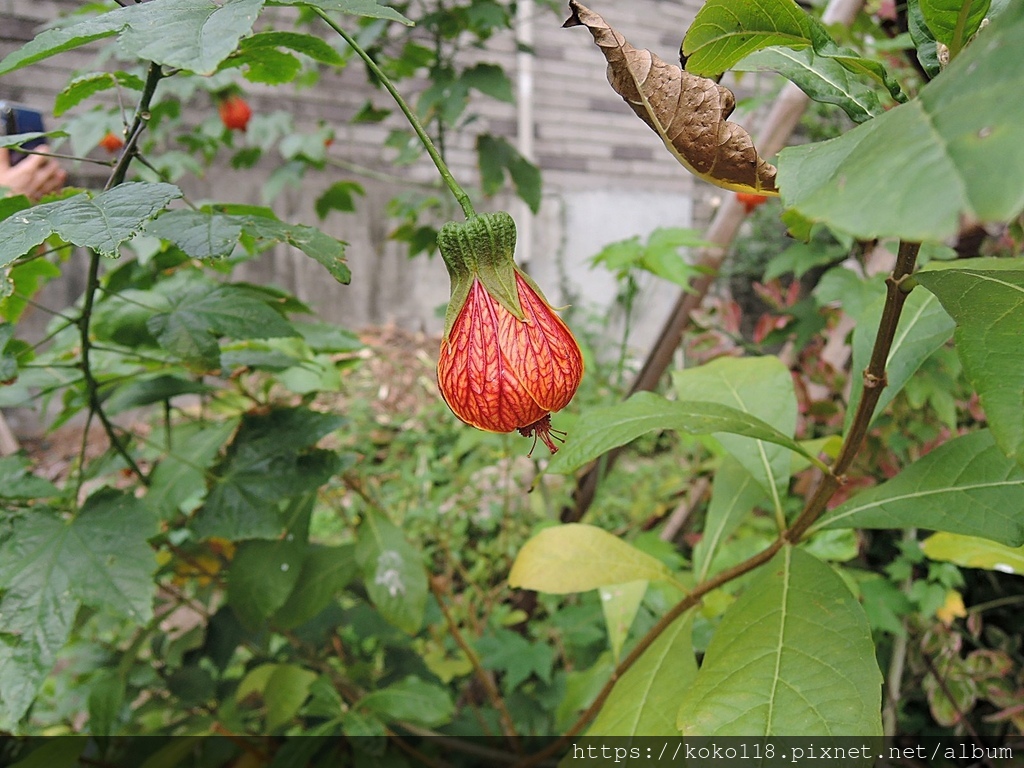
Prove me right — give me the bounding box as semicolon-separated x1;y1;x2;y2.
919;0;990;55
146;278;298;369
240;31;345;64
549;392;816;476
228;539;306;628
147;209;242;259
778;3;1024;241
509;524;672;593
354;510;427;634
735;47;885;124
235;210;350;284
915;267;1024;463
677;546;881;736
673;356;797;509
475;629;554;692
358;677;454;728
586;612;696;738
272;0;412;26
818;430;1024;545
844;288;955;434
0;455;60;499
921;532;1024;574
147;420;238;520
54;72;144;116
194;409;343;539
272;544;357;629
0;0;265;77
0;490;157;727
0;183;181;266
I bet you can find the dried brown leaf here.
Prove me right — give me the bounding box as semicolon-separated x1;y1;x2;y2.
564;0;778;194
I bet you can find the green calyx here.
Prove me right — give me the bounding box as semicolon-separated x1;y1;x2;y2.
438;212;524;338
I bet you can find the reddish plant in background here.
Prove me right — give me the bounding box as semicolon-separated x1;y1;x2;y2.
218;94;252;131
99;132;124;153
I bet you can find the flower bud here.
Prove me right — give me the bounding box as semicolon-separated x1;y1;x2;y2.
436;213;583;453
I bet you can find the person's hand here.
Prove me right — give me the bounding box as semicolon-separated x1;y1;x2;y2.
0;146;67;200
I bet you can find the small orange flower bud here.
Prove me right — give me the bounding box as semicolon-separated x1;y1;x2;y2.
736;191;769;214
436;213;583;453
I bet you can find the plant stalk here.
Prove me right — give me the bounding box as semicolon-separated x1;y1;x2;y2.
314;9;476;219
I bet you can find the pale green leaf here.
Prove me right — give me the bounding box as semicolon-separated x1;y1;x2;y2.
915;267;1024;463
0;0;264;76
355;510;427;634
818;430;1024;545
586;612;696;739
0;183;181;266
694;456;768;581
265;664;317;731
599;580;648;663
734;46;885;124
509;524;672;594
921;532;1024;575
778;3;1024;241
677;547;881;736
673;356;797;507
845;288;955;434
54;71;144;116
547;392;816;476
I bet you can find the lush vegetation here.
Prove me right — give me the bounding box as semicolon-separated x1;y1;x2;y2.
1;0;1023;765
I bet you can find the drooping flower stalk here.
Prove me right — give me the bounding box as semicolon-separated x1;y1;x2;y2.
316;16;583;452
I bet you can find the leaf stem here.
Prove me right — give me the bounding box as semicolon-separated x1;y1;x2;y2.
313;9;476;219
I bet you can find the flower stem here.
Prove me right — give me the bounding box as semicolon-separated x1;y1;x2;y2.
315;10;476;219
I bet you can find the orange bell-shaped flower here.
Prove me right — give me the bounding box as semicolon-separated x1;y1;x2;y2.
436;213;583;454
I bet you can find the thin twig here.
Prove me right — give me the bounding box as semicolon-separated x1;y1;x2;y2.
429;576;522;751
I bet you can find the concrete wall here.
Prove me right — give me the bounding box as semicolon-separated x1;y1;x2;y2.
2;0;714;354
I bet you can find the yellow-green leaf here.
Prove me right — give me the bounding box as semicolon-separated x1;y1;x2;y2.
509;524;672;594
922;532;1024;575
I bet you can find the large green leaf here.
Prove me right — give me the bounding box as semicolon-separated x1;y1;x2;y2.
0;183;181;266
673;356;796;511
919;0;990;55
682;0;903;100
147;278;298;369
227;539;306;628
844;288;955;434
0;0;265;76
354;510;427;635
236;663;318;731
147;208;349;283
0;455;59;500
272;544;357;629
693;456;768;581
585;612;696;738
0;491;158;728
509;524;672;594
193;408;344;539
921;531;1024;574
548;392;816;476
818;430;1024;545
915;267;1024;463
734;47;885;124
778;3;1024;241
677;546;881;736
